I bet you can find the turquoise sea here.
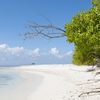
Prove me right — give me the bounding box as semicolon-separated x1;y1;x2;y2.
0;67;43;100
0;71;21;88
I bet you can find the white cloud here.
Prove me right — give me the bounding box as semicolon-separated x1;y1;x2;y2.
28;48;40;57
32;48;40;56
49;47;73;58
0;44;40;57
66;51;73;56
0;44;72;66
0;44;24;56
0;44;40;65
50;47;59;55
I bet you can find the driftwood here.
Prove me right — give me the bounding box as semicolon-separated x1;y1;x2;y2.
79;90;100;97
78;78;100;97
78;52;100;98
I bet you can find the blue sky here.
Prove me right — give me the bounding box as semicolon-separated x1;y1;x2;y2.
0;0;92;66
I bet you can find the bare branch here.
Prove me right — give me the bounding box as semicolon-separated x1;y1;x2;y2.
24;22;66;39
79;90;100;97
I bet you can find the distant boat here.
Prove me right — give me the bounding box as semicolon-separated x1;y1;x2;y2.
31;63;35;65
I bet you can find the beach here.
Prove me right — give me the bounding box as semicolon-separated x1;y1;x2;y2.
0;64;100;100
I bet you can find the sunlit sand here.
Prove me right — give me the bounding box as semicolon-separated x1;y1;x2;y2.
0;64;100;100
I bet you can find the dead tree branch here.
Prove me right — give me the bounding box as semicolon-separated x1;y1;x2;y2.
79;90;100;97
23;22;66;39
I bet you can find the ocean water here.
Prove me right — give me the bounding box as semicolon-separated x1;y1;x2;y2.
0;71;20;88
0;67;43;100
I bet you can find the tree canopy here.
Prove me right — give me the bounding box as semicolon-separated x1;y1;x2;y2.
24;0;100;66
65;0;100;65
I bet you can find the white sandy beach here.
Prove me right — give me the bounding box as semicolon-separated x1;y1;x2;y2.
0;64;100;100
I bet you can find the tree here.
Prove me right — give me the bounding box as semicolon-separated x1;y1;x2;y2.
24;0;100;66
65;0;100;65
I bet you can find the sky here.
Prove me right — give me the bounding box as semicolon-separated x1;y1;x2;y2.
0;0;92;66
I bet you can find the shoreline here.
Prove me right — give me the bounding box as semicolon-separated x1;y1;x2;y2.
0;69;44;100
0;64;100;100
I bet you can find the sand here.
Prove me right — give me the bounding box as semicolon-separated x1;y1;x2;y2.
1;64;100;100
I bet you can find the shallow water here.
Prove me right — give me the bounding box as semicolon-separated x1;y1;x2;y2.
0;72;21;88
0;68;43;100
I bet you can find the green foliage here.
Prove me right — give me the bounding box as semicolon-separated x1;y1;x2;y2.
65;0;100;65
